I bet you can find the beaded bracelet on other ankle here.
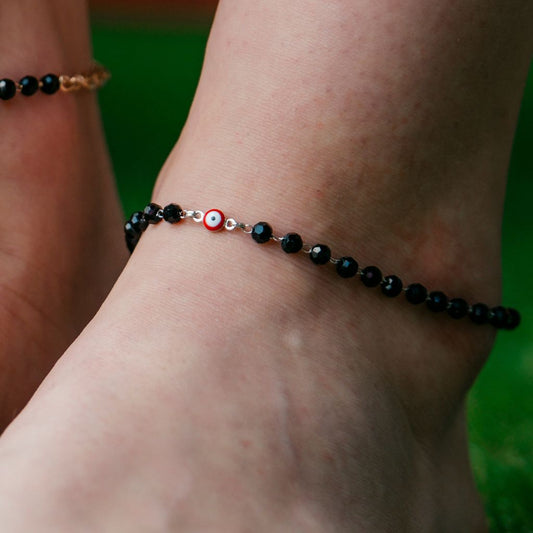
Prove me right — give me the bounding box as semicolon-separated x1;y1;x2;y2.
0;63;110;100
124;202;521;331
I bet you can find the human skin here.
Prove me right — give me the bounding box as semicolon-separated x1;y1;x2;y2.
0;0;532;530
0;0;126;429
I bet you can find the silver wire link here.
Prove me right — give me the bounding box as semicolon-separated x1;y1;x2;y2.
192;210;204;222
302;244;313;254
271;235;283;242
242;224;253;234
224;218;238;231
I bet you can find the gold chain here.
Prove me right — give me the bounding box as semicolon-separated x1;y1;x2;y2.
58;63;111;93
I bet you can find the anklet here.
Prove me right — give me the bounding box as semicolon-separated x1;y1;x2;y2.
0;63;110;100
124;203;521;331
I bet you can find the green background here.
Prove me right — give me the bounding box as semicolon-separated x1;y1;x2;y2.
92;19;533;531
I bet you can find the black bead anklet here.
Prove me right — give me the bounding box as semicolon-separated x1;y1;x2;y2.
0;63;110;100
125;203;521;331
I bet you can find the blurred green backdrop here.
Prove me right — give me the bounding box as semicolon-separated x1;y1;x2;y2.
91;16;532;532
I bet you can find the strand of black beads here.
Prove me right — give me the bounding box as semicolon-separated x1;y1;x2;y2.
123;203;522;331
0;74;62;99
124;203;166;253
124;211;148;253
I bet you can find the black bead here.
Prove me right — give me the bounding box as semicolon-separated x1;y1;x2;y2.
447;298;468;319
381;275;403;297
505;308;521;330
469;303;489;325
40;74;60;94
124;220;139;237
336;257;358;278
143;203;163;224
163;203;183;223
19;76;39;96
405;283;428;305
129;211;148;233
489;306;507;329
426;291;448;312
309;244;331;265
0;79;16;100
360;266;382;287
125;232;140;253
281;233;303;254
251;222;273;243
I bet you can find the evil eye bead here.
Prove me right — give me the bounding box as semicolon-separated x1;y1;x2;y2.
203;209;226;232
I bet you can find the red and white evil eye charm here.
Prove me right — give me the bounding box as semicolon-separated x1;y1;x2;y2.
203;209;226;232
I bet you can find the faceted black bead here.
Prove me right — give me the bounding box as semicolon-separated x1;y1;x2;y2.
360;266;382;287
163;203;183;223
489;306;507;329
19;76;39;96
40;74;60;94
125;232;140;253
381;275;403;297
0;79;16;100
129;211;148;233
469;303;489;325
124;220;140;237
405;283;428;305
447;298;468;319
426;291;448;312
251;222;273;244
309;244;331;265
143;203;163;224
281;233;303;254
336;257;358;278
505;308;521;330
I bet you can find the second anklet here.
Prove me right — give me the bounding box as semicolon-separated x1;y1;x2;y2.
125;202;521;331
0;63;110;100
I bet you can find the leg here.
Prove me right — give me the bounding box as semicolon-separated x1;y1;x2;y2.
0;0;126;429
0;0;531;530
